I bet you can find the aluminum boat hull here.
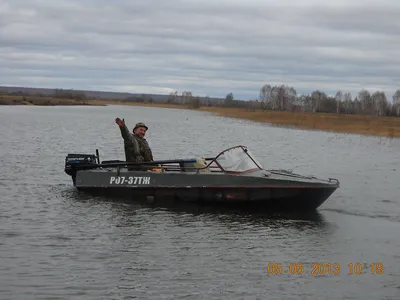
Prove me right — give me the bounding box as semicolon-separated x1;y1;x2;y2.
71;168;338;212
64;145;339;212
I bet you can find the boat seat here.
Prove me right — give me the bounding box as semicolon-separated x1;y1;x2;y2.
182;157;210;173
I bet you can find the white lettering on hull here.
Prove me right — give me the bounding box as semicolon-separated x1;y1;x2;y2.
109;176;151;185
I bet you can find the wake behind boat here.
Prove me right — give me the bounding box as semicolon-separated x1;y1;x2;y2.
64;145;339;211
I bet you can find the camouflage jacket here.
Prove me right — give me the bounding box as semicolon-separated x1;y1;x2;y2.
133;134;154;162
119;124;154;163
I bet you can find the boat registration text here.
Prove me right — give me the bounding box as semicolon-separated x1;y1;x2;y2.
109;176;151;185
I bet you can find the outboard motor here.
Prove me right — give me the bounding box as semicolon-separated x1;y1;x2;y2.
64;153;98;184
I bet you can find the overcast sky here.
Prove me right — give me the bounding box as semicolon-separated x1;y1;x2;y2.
1;0;399;100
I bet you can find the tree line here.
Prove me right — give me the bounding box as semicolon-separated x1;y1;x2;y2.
3;85;400;117
258;84;400;117
2;88;88;101
165;86;400;117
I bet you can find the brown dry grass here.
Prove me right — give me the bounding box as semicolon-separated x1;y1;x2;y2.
3;96;399;137
97;101;400;138
197;107;400;138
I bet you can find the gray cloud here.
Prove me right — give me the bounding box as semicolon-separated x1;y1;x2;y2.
1;0;399;100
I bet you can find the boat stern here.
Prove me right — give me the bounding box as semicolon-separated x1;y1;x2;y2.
64;153;99;185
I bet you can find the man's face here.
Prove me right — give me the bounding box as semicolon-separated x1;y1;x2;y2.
134;127;147;137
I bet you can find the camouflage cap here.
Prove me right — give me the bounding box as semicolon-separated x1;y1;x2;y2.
133;122;148;131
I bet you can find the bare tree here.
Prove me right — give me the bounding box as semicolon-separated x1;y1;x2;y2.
358;89;374;115
224;93;234;106
394;103;400;116
280;85;297;111
181;91;192;104
343;92;352;114
335;90;343;114
259;84;272;107
259;84;297;111
297;94;312;112
167;91;178;103
392;90;400;104
371;91;388;116
311;90;327;112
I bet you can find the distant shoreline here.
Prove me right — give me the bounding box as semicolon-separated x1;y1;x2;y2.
2;95;399;138
95;100;400;138
0;95;106;106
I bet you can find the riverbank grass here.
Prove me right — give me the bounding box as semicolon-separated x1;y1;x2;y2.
2;96;399;138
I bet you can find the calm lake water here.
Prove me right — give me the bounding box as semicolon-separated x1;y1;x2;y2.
0;104;399;300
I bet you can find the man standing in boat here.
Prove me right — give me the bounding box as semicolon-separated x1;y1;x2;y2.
115;118;154;163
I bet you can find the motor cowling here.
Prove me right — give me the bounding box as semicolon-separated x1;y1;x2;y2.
64;153;98;177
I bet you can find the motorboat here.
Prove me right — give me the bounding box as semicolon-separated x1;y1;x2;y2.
64;145;339;211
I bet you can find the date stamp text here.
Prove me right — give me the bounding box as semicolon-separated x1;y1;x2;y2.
266;262;384;275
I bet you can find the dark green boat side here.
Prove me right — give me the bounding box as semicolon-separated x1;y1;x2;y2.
64;145;339;212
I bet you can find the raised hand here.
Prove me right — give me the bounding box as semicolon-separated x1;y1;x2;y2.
115;117;125;127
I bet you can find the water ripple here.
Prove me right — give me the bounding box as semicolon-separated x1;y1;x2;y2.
0;105;399;300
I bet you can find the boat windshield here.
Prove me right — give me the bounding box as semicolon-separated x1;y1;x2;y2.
212;145;264;173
